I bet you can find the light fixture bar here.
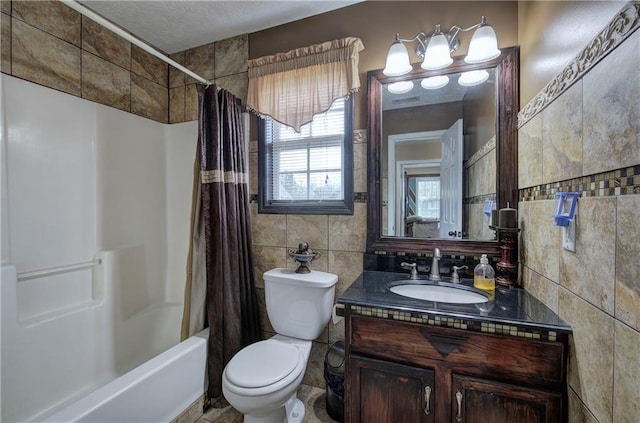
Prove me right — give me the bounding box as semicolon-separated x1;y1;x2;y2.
382;16;500;77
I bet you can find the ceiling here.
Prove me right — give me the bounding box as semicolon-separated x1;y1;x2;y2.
81;0;363;54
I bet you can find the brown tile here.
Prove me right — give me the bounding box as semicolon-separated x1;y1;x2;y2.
518;200;559;282
1;1;10;15
541;81;583;184
559;288;614;423
185;42;215;84
615;195;640;331
613;321;640;422
583;30;640;175
169;51;185;88
250;202;286;247
302;341;328;389
328;318;345;345
82;16;130;69
559;197;616;314
185;83;199;122
12;18;80;95
287;215;329;250
353;141;367;193
328;202;367;252
328;251;364;299
131;45;168;86
131;73;168;123
248;151;258;195
251;245;287;289
298;384;326;410
465;203;494;241
200;398;243;423
216;73;248;105
568;387;599;423
171;395;204;423
466;148;496;197
169;86;186;124
1;12;10;73
521;265;558;313
518;113;543;189
256;287;274;335
214;34;247;78
82;51;129;111
12;0;80;46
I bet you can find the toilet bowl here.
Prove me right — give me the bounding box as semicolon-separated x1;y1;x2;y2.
222;268;338;423
222;335;311;423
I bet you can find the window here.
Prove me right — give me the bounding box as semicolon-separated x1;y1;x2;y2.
258;97;353;214
416;176;440;219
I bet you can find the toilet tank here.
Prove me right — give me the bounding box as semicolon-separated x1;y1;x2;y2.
264;268;338;340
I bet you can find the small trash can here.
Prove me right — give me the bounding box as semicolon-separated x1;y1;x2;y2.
324;341;345;422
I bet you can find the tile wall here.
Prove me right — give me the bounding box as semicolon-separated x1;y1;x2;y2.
1;0;249;125
518;21;639;423
167;34;248;124
464;136;496;241
1;0;168;123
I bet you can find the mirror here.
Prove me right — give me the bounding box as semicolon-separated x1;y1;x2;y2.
366;47;518;255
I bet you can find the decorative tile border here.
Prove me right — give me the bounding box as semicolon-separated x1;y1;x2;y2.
354;192;367;203
353;129;367;143
464;193;496;205
518;2;640;128
350;305;557;341
519;165;640;201
464;136;495;169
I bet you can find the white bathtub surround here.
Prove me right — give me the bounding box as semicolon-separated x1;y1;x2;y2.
0;74;199;422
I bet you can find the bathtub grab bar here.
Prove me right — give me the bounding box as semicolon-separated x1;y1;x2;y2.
17;259;102;281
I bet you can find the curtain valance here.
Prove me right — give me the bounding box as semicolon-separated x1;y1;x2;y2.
247;37;364;132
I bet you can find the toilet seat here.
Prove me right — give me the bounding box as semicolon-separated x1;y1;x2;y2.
223;339;305;397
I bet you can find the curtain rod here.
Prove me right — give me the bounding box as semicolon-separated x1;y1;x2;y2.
61;0;212;86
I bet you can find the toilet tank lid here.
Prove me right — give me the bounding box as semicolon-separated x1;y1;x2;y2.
264;268;338;288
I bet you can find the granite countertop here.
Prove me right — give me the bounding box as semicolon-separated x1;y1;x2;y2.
338;271;572;333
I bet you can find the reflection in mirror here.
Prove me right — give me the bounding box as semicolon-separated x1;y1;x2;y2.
381;68;497;241
366;47;519;255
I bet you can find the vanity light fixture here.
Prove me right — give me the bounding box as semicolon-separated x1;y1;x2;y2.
421;75;449;90
387;80;415;94
458;69;490;86
383;16;500;76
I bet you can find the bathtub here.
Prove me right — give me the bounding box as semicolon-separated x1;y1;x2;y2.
45;330;207;423
1;250;207;422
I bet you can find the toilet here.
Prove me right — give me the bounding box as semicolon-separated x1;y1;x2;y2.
222;268;338;423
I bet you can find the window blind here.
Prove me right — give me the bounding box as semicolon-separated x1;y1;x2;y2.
265;98;346;203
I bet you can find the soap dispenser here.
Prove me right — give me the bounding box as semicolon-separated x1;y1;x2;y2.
474;254;495;291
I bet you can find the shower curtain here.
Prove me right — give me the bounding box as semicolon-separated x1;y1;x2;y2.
181;84;261;400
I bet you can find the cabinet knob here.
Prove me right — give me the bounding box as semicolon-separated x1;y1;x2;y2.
455;391;463;422
423;385;432;415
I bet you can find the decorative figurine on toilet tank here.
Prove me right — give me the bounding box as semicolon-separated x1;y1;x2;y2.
287;241;320;273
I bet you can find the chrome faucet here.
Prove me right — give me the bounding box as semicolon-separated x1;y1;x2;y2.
400;262;418;280
429;248;441;281
452;265;468;283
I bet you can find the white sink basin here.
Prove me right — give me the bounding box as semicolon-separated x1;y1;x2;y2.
390;283;489;304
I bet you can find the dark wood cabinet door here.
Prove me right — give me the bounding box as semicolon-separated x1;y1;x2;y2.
451;375;563;423
348;355;435;423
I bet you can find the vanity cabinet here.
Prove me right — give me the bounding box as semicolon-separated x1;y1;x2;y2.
345;313;567;423
350;355;435;422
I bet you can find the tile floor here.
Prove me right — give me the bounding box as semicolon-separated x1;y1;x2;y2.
198;385;338;423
